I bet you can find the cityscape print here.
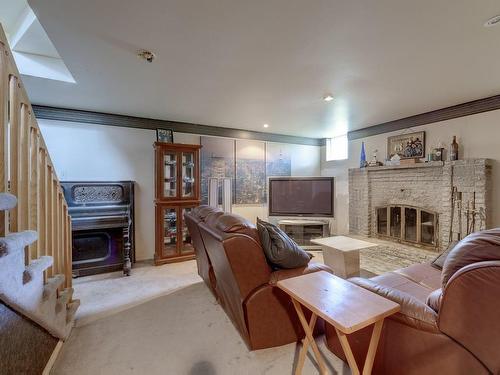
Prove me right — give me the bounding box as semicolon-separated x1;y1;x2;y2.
200;137;293;205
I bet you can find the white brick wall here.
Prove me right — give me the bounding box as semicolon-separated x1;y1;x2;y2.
349;159;491;250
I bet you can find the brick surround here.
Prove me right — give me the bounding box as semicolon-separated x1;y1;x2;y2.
349;159;492;250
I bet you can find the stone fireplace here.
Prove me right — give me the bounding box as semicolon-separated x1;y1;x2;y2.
349;159;491;251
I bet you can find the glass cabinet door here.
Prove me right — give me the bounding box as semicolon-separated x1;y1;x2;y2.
162;207;178;257
163;152;177;198
180;207;195;253
181;152;195;198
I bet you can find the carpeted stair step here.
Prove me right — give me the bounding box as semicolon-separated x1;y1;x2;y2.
66;300;80;324
43;274;65;301
0;231;38;259
23;256;53;284
0;192;17;211
56;288;74;314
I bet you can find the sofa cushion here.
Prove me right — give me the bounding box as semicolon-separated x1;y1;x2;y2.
193;205;222;221
393;263;442;290
214;213;260;242
442;228;500;287
204;211;224;227
256;218;311;269
350;277;439;333
269;263;332;284
370;271;435;303
431;241;458;270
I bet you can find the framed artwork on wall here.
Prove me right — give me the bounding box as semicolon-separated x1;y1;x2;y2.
156;129;173;143
387;131;425;160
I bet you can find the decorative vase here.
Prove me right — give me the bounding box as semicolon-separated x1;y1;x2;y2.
360;142;367;168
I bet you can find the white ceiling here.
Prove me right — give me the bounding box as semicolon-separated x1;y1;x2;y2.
22;0;500;138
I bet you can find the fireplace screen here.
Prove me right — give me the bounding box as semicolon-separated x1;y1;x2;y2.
376;205;438;248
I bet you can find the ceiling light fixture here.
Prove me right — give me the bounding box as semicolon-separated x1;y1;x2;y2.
484;15;500;27
323;94;334;102
138;50;156;63
263;123;269;128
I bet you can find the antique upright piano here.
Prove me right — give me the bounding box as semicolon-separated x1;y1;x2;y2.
61;181;135;277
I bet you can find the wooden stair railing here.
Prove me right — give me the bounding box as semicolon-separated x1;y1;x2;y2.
0;23;77;339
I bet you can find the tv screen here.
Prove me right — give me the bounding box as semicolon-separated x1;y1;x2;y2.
268;177;334;217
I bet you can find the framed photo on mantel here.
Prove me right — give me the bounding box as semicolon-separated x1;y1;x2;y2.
156;129;173;143
387;131;425;160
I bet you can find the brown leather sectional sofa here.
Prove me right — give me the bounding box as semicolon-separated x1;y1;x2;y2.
325;228;500;375
184;205;332;350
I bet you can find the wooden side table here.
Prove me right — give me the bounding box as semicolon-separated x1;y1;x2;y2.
310;236;377;278
277;271;400;375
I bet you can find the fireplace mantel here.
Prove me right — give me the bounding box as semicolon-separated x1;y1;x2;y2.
364;161;444;171
349;159;492;250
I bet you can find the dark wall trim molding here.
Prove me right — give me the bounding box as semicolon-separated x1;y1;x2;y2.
32;105;322;146
348;94;500;140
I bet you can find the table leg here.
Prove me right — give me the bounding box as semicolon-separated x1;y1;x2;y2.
362;319;384;375
291;299;327;375
335;319;385;375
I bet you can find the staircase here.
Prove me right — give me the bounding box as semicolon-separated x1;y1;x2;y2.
0;194;79;339
0;23;78;341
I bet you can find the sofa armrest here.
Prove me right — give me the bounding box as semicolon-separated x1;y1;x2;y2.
350;277;439;333
269;263;333;285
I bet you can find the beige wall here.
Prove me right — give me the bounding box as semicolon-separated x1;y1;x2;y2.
39;119;321;260
321;108;500;234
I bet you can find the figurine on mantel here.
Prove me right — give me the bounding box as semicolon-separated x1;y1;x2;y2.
368;149;383;167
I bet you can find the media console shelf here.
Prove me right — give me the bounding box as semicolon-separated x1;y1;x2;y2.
278;219;330;250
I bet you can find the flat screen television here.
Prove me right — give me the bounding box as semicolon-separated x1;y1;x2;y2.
268;177;334;217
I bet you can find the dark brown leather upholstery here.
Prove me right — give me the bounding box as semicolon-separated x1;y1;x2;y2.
184;206;222;297
190;211;333;350
441;228;500;286
325;229;500;374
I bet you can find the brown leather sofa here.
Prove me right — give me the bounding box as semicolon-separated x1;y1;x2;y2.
185;205;223;297
185;206;332;350
325;229;500;375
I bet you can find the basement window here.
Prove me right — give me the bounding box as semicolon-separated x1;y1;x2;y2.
326;134;348;161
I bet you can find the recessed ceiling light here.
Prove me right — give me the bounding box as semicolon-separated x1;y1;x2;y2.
484;15;500;27
323;94;334;102
263;123;269;128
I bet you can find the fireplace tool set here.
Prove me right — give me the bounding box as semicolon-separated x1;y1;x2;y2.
449;187;485;242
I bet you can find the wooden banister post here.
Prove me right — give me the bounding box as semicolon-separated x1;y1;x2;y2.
39;149;48;281
29;125;40;259
53;179;59;275
0;42;8;236
46;166;54;277
9;75;20;232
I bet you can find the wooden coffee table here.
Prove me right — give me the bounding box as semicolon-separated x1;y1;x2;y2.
310;236;377;278
277;271;400;375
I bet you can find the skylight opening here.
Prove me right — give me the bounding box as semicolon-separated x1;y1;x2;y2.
0;0;75;83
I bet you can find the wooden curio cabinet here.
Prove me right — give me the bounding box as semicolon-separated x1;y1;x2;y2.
154;142;201;265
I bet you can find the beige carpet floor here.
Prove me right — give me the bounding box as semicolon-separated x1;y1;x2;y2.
54;282;349;375
56;239;440;374
73;260;202;327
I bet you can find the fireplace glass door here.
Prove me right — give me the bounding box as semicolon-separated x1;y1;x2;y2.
390;207;401;238
421;211;436;245
376;205;438;248
404;207;417;242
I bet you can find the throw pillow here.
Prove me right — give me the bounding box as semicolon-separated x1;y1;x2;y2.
431;241;458;270
256;218;311;269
